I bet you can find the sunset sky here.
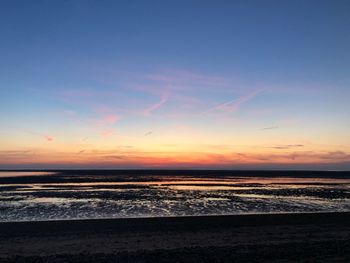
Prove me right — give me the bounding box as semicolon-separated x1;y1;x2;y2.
0;0;349;169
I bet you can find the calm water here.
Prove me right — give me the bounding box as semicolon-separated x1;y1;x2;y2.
0;170;349;222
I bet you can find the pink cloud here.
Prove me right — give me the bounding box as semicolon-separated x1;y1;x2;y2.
44;135;54;142
89;108;121;138
205;89;265;114
142;92;169;116
100;129;114;138
93;106;120;126
14;127;54;142
94;114;120;138
97;114;120;126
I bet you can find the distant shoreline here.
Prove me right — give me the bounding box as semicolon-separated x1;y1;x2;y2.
1;169;350;178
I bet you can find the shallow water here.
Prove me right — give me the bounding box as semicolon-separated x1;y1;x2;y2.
0;171;56;178
0;171;349;221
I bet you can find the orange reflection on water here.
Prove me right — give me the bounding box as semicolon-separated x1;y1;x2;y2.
10;177;350;189
0;171;57;178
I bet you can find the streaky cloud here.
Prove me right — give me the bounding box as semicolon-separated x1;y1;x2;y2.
146;69;229;87
204;88;265;114
260;126;279;130
269;144;304;150
14;127;54;142
144;131;153;136
143;92;169;116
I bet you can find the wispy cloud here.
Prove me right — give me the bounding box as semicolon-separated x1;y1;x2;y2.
146;69;229;87
204;89;265;114
2;147;350;169
319;151;350;160
44;135;54;142
142;92;169;116
99;129;114;138
253;151;350;163
0;150;33;156
90;107;121;138
103;155;126;160
15;128;54;142
268;144;304;150
260;126;279;130
95;114;120;126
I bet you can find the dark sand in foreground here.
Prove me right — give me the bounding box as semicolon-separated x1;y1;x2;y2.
1;212;350;262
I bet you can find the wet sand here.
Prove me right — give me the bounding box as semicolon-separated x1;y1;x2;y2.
1;212;350;262
2;170;350;221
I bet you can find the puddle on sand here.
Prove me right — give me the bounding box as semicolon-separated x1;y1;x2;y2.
0;172;349;221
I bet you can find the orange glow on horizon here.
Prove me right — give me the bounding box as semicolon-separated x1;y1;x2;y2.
1;146;349;168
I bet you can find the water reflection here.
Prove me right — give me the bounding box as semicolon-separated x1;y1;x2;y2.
0;171;56;177
0;172;349;221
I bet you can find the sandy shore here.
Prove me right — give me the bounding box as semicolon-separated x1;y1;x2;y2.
1;212;350;262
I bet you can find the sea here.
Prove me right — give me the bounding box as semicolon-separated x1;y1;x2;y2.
0;170;349;222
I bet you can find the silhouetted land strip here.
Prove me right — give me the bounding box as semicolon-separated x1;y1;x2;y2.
1;212;350;262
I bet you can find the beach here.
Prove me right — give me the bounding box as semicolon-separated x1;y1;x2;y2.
2;0;349;261
1;170;350;222
1;212;350;262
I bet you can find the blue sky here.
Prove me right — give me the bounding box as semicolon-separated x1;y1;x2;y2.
0;0;349;169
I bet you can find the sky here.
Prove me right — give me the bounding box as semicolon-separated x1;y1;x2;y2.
0;0;349;169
